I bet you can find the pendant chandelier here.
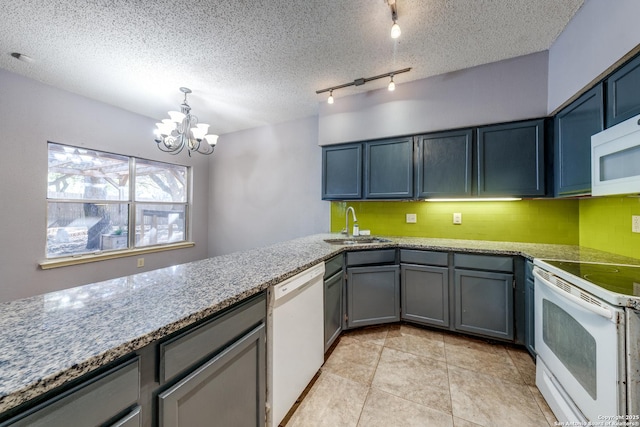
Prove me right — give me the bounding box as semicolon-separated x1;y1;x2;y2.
153;87;219;156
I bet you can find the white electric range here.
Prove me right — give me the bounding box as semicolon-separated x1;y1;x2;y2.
533;259;640;423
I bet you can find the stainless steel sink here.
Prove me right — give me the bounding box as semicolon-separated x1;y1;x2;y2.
323;237;392;245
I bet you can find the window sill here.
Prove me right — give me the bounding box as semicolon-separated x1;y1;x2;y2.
39;242;196;270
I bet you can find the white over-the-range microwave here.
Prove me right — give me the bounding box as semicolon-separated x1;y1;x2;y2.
592;113;640;196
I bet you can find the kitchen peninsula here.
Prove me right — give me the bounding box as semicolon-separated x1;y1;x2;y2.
1;234;638;425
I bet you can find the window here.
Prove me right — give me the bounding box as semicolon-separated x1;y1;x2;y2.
46;142;190;258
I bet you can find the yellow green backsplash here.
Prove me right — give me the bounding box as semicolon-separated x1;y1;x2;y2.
331;197;640;259
579;197;640;260
331;200;579;245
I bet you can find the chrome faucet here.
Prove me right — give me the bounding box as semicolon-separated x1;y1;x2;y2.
343;206;357;236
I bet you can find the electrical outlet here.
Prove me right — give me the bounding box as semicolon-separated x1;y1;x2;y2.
406;213;417;223
453;212;462;225
633;215;640;233
137;258;144;268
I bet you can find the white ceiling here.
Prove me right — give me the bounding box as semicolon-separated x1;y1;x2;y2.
0;0;583;136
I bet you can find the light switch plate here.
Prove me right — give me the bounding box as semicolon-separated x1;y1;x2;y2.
406;213;417;223
453;213;462;225
633;215;640;233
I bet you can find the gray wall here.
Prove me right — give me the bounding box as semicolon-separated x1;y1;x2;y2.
207;116;330;256
548;0;640;113
0;69;210;302
318;51;549;146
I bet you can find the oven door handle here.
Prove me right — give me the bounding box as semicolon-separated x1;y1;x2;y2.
533;268;613;319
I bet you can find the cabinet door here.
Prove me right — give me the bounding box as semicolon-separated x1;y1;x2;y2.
554;84;604;196
454;269;514;341
525;262;536;356
1;359;140;427
477;119;545;197
401;264;449;327
158;324;266;427
364;137;413;199
606;53;640;127
324;270;343;352
322;144;362;200
416;129;473;198
347;265;400;328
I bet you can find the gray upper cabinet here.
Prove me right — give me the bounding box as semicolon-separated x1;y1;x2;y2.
364;137;414;199
554;84;604;196
416;129;473;198
322;144;362;200
606;53;640;128
477;119;546;197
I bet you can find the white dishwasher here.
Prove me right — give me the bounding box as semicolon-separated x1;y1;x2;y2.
267;262;325;427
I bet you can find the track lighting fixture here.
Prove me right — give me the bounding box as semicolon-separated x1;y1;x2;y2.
388;0;401;39
316;68;411;104
388;75;396;91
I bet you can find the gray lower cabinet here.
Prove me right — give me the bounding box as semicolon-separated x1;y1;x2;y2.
324;254;344;352
0;358;140;427
158;323;266;427
324;270;343;352
399;249;450;328
454;269;514;340
347;265;400;328
453;253;514;341
158;293;266;427
401;264;449;327
525;261;535;356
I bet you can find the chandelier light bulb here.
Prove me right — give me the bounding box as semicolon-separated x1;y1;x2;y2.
328;90;334;104
391;21;401;39
168;111;186;123
205;134;219;146
388;76;396;91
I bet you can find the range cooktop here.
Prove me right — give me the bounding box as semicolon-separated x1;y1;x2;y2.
544;260;640;297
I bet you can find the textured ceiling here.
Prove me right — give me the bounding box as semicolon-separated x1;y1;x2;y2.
0;0;584;135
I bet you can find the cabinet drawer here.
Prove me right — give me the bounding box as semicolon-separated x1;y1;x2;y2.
111;406;141;427
454;254;513;272
324;254;343;278
159;293;266;384
346;249;396;266
3;358;139;427
400;250;448;266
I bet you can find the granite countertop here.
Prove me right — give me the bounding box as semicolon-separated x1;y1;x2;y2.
1;233;638;414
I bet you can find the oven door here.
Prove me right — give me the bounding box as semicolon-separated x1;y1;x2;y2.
533;267;625;422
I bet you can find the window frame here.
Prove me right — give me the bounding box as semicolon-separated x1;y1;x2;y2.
43;142;194;267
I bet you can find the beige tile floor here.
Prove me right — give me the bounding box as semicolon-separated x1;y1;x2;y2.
284;324;557;427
